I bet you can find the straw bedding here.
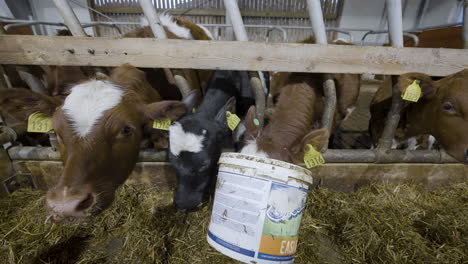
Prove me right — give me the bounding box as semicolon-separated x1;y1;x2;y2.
0;182;466;264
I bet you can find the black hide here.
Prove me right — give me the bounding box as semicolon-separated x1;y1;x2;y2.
169;71;255;211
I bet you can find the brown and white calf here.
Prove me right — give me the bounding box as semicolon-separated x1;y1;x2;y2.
241;37;361;162
369;70;468;163
0;64;188;219
241;81;329;163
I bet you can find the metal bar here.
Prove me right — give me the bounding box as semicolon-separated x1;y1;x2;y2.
306;0;336;151
15;65;48;94
138;0;167;39
6;147;459;164
223;0;266;125
386;0;404;47
361;31;419;46
464;0;468;48
0;127;17;146
306;0;327;44
0;18;462;34
378;0;404;150
52;0;87;36
139;0;193;98
223;0;249;41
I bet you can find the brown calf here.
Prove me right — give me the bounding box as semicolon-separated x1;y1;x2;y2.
241;82;329;163
0;64;188;220
370;70;468;163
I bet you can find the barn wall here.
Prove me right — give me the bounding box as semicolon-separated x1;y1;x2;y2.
28;0;94;36
337;0;463;45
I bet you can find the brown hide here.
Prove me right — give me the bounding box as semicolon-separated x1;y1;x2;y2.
0;64;187;219
0;88;62;134
370;70;468;163
270;37;361;125
248;82;329;163
45;64;188;220
404;26;462;49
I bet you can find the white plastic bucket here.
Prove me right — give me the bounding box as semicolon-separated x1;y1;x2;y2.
207;152;313;264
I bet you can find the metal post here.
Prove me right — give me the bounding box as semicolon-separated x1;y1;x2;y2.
52;0;87;37
464;0;468;48
223;0;266;125
306;0;327;45
138;0;168;39
306;0;337;151
378;0;404;151
16;65;47;94
386;0;404;47
138;0;194;98
225;5;234;41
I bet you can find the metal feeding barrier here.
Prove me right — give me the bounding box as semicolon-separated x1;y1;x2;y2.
0;0;466;165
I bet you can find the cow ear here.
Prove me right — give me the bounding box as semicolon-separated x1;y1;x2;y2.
243;105;261;140
397;73;436;99
0;88;62;122
144;101;188;121
214;96;236;126
290;128;329;163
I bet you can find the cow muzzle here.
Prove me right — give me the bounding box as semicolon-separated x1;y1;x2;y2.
464;149;468;164
46;191;96;221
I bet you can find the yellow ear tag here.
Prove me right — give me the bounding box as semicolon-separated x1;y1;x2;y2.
304;144;325;169
402;80;421;102
27;112;53;133
152;118;172;131
226;111;240;131
192;108;197;113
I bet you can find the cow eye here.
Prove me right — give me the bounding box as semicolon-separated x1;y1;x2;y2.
121;125;133;136
442;102;455;113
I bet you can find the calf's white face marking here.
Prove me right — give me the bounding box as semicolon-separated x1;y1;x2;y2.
62;80;123;138
169;122;205;156
240;140;269;158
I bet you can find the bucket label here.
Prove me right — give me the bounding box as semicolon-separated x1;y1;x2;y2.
258;182;307;260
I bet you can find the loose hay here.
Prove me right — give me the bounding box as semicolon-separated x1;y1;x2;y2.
0;183;466;264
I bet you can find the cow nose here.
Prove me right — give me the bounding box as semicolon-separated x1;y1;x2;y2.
464;149;468;164
46;191;95;219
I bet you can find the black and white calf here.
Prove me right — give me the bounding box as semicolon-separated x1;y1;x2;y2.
168;71;255;211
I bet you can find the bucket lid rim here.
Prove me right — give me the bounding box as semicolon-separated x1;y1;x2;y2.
219;152;313;184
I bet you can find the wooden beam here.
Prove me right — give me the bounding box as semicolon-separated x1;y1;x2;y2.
93;7;338;19
1;35;467;76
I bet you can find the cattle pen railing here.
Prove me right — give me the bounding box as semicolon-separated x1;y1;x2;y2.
0;0;467;195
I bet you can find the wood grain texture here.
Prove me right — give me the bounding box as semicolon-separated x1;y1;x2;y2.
1;35;467;76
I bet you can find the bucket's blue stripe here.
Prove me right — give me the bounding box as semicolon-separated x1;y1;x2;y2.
208;231;255;257
258;252;295;261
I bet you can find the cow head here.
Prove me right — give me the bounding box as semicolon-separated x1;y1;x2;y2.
398;70;468;163
241;105;329;163
1;65;188;220
168;97;236;211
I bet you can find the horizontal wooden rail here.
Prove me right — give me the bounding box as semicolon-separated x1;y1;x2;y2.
1;35;467;76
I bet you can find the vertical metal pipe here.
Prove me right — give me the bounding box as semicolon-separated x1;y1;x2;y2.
52;0;87;37
225;7;234;41
139;0;194;98
306;0;327;44
223;0;249;41
223;0;266;125
306;0;336;150
139;0;168;39
378;0;404;151
464;0;468;48
386;0;404;47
